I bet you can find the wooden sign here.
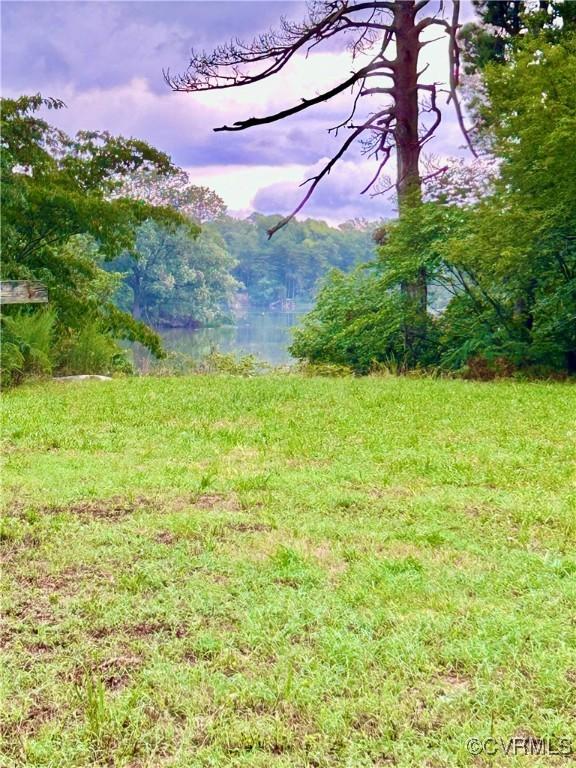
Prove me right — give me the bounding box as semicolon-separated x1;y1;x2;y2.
0;281;48;305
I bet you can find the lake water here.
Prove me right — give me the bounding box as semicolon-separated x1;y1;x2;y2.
139;306;312;368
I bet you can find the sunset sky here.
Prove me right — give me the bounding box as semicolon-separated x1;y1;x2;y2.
2;0;477;222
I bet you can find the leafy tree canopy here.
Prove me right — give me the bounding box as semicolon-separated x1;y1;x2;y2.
109;221;238;328
292;28;576;375
0;94;194;375
117;168;226;223
210;213;379;306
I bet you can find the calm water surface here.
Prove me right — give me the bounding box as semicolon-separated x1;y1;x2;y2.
142;307;312;368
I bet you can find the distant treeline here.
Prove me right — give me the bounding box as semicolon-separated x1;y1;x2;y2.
211;214;378;308
108;212;379;329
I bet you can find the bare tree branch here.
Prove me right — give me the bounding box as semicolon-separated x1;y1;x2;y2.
215;61;383;131
167;0;477;239
267;112;387;237
445;1;478;156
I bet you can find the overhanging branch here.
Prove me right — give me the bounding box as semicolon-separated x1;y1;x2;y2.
267;112;388;237
214;61;383;132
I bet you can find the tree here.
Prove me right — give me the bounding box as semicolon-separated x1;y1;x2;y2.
111;167;234;326
290;202;453;371
459;1;525;71
1;94;191;378
440;30;576;372
110;221;238;327
166;0;476;348
460;1;576;76
118;168;227;223
292;28;576;375
210;214;377;306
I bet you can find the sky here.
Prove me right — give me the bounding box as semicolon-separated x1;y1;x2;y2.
1;0;478;223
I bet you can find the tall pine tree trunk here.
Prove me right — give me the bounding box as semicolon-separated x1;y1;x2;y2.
393;0;427;355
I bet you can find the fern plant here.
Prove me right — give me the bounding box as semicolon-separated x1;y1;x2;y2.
0;309;55;386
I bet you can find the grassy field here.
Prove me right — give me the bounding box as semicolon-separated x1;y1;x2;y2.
1;375;575;767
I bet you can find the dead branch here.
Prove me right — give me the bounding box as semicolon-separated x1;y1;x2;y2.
166;0;478;233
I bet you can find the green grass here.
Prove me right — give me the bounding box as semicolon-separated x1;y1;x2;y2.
1;375;575;767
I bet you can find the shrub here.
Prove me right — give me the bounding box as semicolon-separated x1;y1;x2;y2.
460;355;516;381
294;361;353;377
199;350;269;376
0;309;55;386
58;322;131;376
290;269;439;374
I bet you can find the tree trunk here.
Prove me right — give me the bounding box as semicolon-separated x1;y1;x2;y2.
132;296;142;320
393;0;427;355
130;272;143;320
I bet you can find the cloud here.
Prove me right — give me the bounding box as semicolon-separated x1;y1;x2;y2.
1;71;349;169
186;162;308;214
2;0;478;223
254;158;395;223
1;1;307;94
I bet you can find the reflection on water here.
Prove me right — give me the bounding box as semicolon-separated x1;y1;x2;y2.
138;307;312;369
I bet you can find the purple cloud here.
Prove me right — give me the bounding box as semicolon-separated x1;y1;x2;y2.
1;2;306;94
254;157;396;222
2;1;478;220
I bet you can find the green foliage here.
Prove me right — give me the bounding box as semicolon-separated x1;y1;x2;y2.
198;350;269;376
460;1;525;71
443;30;576;372
58;321;130;376
0;95;183;267
107;173;379;328
294;360;354;377
293;30;576;378
118;168;226;223
460;0;576;74
109;220;238;328
0;94;192;384
0;309;56;386
291;269;400;373
142;348;272;378
211;214;378;306
291;205;449;373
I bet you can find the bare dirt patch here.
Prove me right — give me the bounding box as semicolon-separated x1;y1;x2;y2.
17;701;59;736
38;564;102;591
369;486;416;499
44;496;151;520
193;493;241;512
6;599;57;630
5;493;243;528
351;711;385;738
129;620;171;637
183;650;198;664
98;654;142;689
25;640;58;656
437;671;472;696
70;653;143;690
154;530;177;545
225;521;273;533
125;620;189;639
15;563;109;596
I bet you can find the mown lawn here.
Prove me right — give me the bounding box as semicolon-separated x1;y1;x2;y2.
1;375;575;767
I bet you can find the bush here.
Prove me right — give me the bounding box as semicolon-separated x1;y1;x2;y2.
460;355;516;381
294;361;353;377
198;350;269;376
58;322;131;376
290;269;439;374
1;309;55;386
146;348;270;377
